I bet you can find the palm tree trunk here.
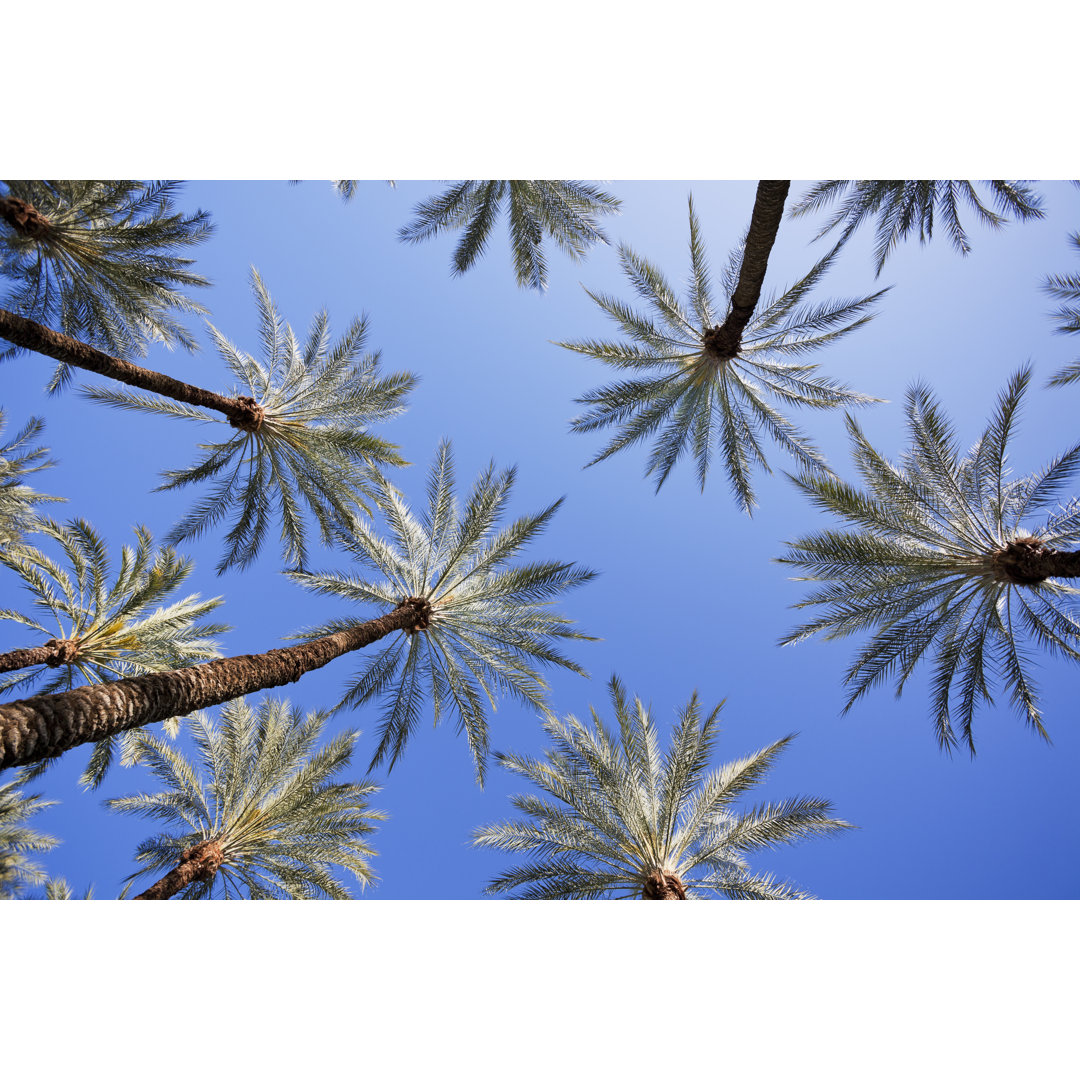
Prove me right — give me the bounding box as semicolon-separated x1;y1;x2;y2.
702;180;791;360
0;598;431;771
0;309;265;431
641;869;687;899
0;638;78;674
993;539;1080;584
132;838;225;900
0;196;52;240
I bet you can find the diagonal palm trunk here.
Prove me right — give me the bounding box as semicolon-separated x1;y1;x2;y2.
0;598;431;771
0;309;265;431
132;838;225;900
0;639;79;674
702;180;791;360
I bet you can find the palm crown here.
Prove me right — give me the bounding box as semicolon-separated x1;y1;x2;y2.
0;781;59;898
107;696;384;899
779;367;1080;752
289;440;596;783
83;269;417;573
788;180;1044;276
0;410;63;551
560;197;885;511
398;181;620;291
0;518;228;786
474;676;853;899
0;180;213;388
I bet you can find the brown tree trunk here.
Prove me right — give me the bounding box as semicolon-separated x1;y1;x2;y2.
992;539;1080;584
641;869;687;899
0;638;79;674
133;837;226;900
0;309;265;431
0;598;430;771
0;196;53;240
702;180;791;361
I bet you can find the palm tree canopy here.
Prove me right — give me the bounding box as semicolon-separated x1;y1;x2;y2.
398;181;620;291
473;676;853;899
789;180;1044;276
1043;232;1080;388
0;518;229;787
0;780;59;898
82;268;417;574
288;440;596;783
779;366;1080;752
0;410;63;551
106;696;384;899
0;180;213;388
560;196;886;511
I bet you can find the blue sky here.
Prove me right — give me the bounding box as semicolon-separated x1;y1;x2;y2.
4;179;1079;903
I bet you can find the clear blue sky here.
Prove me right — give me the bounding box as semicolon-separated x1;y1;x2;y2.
4;179;1079;903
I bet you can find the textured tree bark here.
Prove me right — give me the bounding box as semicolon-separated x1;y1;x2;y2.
0;599;430;771
0;309;264;430
702;180;791;361
992;539;1080;584
0;638;78;674
0;196;53;240
641;869;687;899
133;838;226;900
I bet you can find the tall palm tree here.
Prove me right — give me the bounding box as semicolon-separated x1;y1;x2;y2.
788;180;1044;276
0;519;229;787
0;780;59;898
1043;232;1080;387
0;445;592;777
0;180;213;389
473;677;852;899
42;269;416;573
778;367;1080;752
560;193;885;511
107;696;384;899
0;410;63;551
398;181;620;291
288;440;596;782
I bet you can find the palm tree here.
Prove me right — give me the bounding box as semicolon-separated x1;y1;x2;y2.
1043;232;1080;387
106;696;384;899
73;269;415;572
0;180;213;389
288;440;596;782
0;410;63;551
560;193;885;511
0;780;59;898
398;181;620;291
0;446;592;776
473;676;853;898
778;367;1080;752
788;181;1044;276
0;519;229;787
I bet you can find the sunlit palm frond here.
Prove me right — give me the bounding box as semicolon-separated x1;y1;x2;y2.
1043;232;1080;387
473;677;852;898
0;518;228;787
0;780;59;898
398;181;620;291
779;366;1080;752
561;196;885;511
82;269;416;573
106;696;384;899
0;180;212;389
288;440;596;784
0;410;63;551
789;181;1044;276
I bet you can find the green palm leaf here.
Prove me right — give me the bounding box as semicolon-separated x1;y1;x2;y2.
0;780;59;898
0;410;63;551
288;440;596;783
107;696;384;900
561;196;885;510
474;677;852;899
780;366;1080;751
